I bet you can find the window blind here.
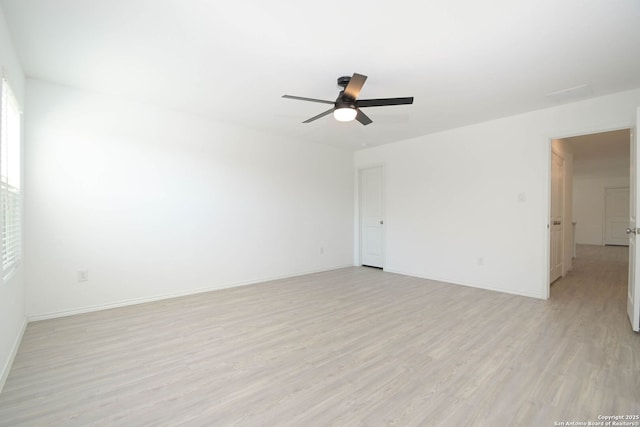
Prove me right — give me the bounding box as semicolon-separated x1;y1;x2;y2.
1;78;21;279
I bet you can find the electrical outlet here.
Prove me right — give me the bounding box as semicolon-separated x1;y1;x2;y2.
78;270;88;282
477;257;484;266
320;247;324;255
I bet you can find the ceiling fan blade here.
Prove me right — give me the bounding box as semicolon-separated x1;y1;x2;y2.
343;73;368;100
302;107;335;123
282;95;334;105
355;109;373;126
357;97;414;107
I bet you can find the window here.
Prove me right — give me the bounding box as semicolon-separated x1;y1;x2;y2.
1;79;21;279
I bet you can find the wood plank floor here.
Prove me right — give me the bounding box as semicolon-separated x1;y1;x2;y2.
1;245;639;426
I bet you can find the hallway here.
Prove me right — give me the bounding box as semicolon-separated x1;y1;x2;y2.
551;244;629;306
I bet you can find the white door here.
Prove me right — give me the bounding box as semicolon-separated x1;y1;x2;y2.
550;151;564;283
627;116;640;332
360;166;384;268
605;187;630;246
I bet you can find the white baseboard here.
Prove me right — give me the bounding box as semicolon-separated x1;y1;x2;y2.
383;268;546;300
0;317;27;393
28;264;354;322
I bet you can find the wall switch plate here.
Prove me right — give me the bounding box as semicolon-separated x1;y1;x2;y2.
78;270;88;282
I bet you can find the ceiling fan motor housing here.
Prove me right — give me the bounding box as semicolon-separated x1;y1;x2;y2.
335;97;356;109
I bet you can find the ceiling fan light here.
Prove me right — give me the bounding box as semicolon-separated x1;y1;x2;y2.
334;107;357;122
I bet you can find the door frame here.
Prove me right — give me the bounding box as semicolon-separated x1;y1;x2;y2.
545;125;634;299
356;163;385;268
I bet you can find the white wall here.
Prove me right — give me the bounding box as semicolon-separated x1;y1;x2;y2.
0;7;26;391
355;89;640;299
573;176;630;245
551;138;574;273
25;80;354;319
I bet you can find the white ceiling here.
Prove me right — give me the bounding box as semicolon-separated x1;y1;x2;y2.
2;0;640;150
569;130;630;162
567;129;630;177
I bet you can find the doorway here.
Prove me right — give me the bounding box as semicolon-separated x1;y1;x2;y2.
549;128;631;288
359;165;384;268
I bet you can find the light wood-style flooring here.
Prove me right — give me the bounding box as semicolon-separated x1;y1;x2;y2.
0;245;639;426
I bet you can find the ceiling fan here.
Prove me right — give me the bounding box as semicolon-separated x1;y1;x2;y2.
282;73;413;126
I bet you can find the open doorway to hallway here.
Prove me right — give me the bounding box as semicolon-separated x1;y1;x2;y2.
549;129;631;290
